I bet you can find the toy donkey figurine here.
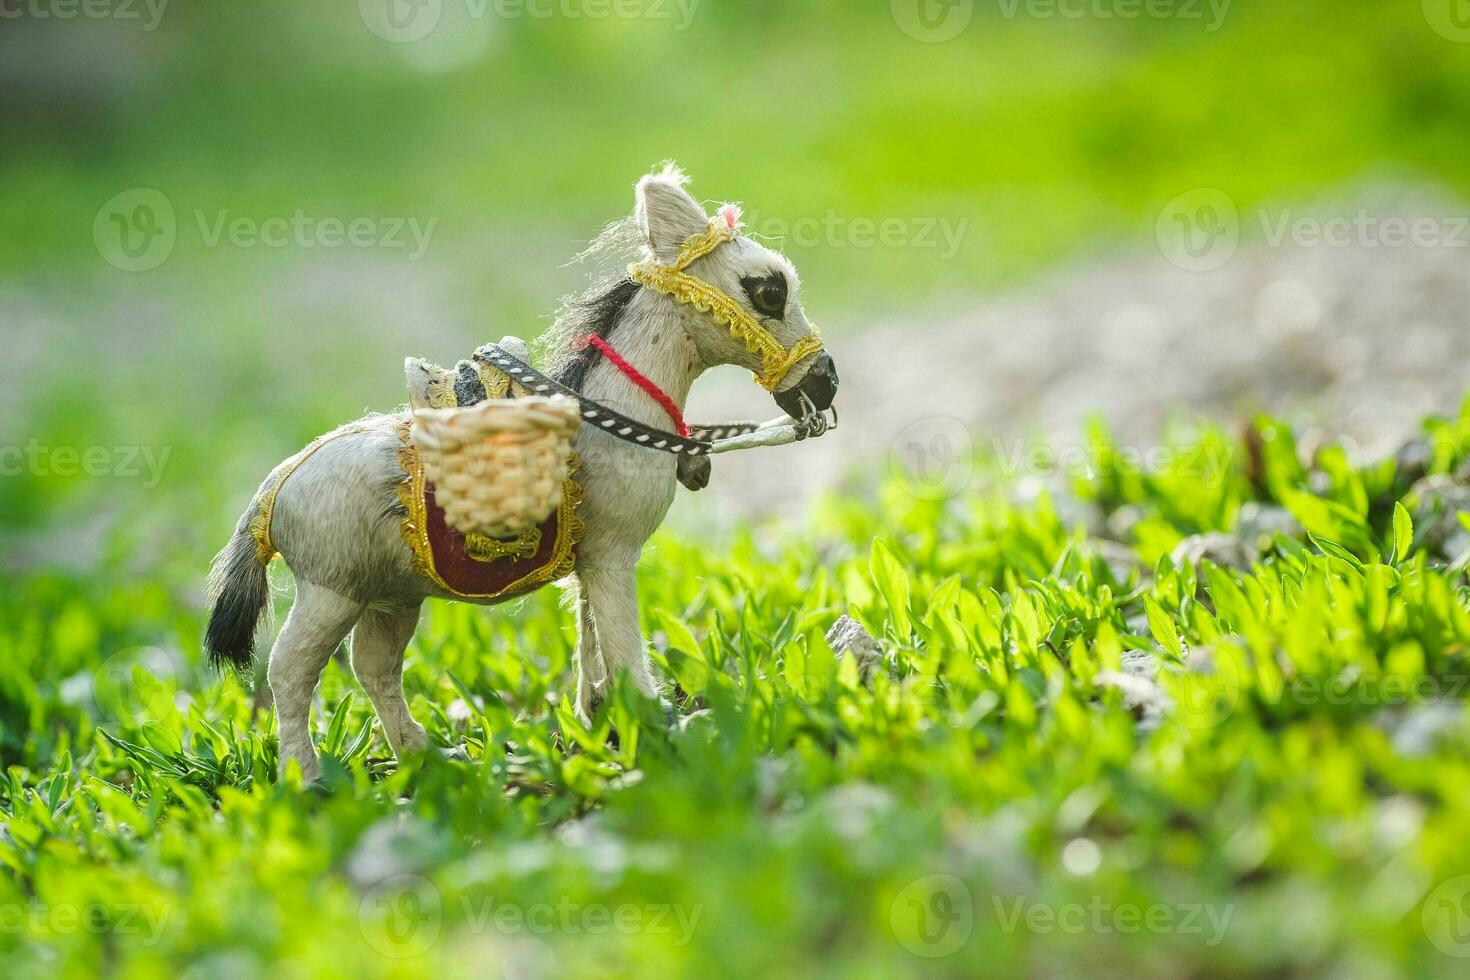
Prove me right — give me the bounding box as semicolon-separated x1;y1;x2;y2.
204;165;838;782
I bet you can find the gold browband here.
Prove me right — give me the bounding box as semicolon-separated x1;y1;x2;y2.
628;220;824;391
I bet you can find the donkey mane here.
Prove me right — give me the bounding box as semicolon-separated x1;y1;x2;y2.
539;217;648;392
545;277;639;392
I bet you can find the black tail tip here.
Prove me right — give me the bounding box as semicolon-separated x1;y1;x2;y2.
204;591;262;673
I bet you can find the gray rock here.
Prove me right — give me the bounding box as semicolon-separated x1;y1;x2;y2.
1234;502;1303;552
1170;532;1255;572
346;815;446;889
1381;702;1465;759
825;615;889;681
1094;670;1163;731
1409;475;1470;558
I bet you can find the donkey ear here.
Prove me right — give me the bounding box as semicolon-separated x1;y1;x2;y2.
635;165;709;261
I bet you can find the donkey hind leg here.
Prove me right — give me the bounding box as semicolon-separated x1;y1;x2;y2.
267;581;363;783
351;603;429;759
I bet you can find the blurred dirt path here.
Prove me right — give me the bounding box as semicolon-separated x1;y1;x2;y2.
678;188;1470;527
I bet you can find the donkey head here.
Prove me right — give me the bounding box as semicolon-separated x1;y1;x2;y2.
631;167;838;420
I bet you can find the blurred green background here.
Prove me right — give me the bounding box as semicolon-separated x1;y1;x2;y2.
5;0;1470;551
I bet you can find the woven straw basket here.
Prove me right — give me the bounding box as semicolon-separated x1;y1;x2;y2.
409;395;581;539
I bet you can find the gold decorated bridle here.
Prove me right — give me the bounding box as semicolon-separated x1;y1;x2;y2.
628;219;825;392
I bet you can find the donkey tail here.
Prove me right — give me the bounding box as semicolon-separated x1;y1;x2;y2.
204;495;272;672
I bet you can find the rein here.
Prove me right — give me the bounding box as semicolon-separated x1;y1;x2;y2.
475;344;718;456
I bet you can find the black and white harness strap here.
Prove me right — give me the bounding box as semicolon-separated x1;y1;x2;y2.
473;344;760;457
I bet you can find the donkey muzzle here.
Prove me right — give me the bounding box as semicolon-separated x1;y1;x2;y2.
773;351;838;419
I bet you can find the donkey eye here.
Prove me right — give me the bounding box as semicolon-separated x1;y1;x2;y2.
742;274;787;318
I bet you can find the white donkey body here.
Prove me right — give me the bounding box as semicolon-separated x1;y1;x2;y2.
205;168;838;782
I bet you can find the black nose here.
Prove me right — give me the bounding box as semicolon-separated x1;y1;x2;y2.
773;352;839;418
805;352;838;409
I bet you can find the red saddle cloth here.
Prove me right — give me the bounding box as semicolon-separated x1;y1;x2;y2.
395;421;582;602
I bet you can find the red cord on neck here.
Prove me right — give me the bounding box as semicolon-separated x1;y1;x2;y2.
579;334;689;438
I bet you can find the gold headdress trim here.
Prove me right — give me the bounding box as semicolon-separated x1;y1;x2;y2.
628;221;824;391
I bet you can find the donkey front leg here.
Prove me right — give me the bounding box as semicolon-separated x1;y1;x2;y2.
575;566;661;718
351;602;429;760
267;581;364;783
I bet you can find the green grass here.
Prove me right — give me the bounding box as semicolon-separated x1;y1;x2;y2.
5;399;1470;976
